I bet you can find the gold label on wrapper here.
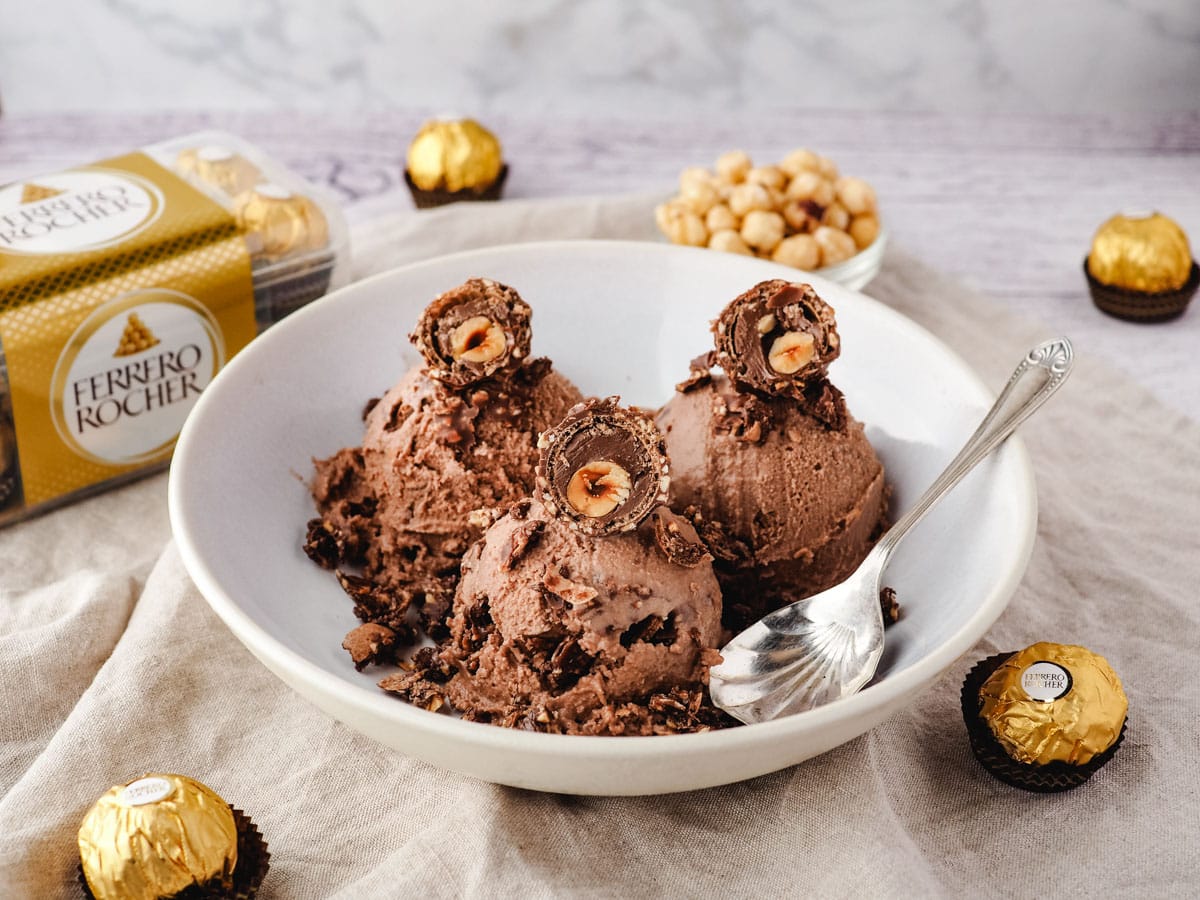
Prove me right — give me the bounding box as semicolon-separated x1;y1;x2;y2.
0;152;256;507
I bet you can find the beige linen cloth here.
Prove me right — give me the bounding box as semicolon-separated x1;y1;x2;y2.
2;194;1198;899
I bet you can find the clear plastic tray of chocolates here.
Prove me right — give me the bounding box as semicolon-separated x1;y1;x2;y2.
150;130;351;329
0;130;350;526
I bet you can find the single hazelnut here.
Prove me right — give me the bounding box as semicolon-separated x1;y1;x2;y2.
849;213;880;249
816;155;839;181
728;182;772;217
745;166;786;190
781;199;820;233
715;150;753;183
740;209;786;252
709;229;753;255
450;316;506;363
835;176;876;215
814;225;858;266
771;233;821;270
785;171;835;207
566;460;632;519
780;148;821;177
822;202;850;231
655;200;687;235
705;203;739;232
679;166;714;192
768;331;816;374
660;205;709;246
681;179;719;216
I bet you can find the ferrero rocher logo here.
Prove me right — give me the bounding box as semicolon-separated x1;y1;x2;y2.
0;167;163;255
1019;661;1073;702
114;313;161;357
50;289;225;466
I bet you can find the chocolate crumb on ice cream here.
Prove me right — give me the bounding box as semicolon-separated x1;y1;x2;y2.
305;279;582;659
380;399;734;735
658;279;891;632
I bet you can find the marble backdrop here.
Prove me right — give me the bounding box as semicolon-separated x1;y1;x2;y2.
1;0;1198;114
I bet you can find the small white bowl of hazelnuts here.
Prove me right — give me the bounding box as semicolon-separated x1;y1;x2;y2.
654;148;886;291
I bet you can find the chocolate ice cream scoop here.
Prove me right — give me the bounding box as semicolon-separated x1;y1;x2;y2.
659;374;887;631
536;397;670;536
713;279;840;400
380;496;726;734
308;278;582;657
409;277;533;387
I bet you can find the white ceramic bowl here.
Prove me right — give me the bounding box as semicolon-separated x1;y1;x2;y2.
169;240;1036;796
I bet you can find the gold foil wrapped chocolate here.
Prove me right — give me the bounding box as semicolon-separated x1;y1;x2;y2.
1087;212;1193;293
78;773;238;900
234;183;330;263
176;145;262;197
979;642;1127;766
407;118;504;193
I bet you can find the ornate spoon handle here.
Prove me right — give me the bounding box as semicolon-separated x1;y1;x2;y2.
870;338;1074;566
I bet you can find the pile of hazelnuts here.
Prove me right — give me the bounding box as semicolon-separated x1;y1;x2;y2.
655;149;881;270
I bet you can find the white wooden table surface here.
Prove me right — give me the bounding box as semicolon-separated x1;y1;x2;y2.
3;110;1198;419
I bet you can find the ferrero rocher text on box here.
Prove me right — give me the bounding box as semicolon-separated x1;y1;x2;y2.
0;131;348;526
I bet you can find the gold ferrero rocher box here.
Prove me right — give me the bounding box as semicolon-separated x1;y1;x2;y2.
0;131;349;526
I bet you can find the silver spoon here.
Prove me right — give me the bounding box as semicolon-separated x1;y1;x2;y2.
709;337;1074;724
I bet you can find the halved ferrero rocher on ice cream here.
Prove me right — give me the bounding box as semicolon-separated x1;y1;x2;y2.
536;397;671;536
409;277;533;388
713;278;840;400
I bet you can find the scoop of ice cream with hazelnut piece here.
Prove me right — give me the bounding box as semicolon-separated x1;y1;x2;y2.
657;279;889;632
379;398;731;735
307;278;582;656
